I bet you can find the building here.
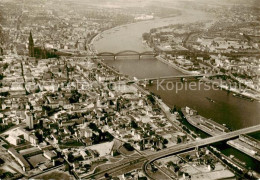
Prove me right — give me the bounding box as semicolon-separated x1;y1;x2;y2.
6;135;21;146
28;31;34;57
26;111;34;129
85;128;93;138
8;148;30;171
172;132;187;143
43;150;57;160
18;128;38;145
29;134;38;145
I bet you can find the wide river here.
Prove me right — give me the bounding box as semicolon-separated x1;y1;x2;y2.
93;8;260;131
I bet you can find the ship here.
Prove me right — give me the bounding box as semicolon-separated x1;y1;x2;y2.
229;155;246;166
206;97;215;103
233;93;254;102
181;107;229;136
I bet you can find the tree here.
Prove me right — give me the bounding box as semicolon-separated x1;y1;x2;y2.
103;131;114;141
84;164;91;171
142;33;150;41
130;120;138;129
3;63;8;70
104;173;110;179
220;68;226;73
35;131;43;143
162;138;168;145
69;90;81;103
0;171;14;179
123;143;134;151
68;126;75;134
177;137;182;144
42;106;58;116
170;105;177;114
88;123;99;132
150;28;157;33
35;86;41;93
0;91;9;97
67;152;74;163
0;158;4;165
0;73;4;80
185;155;192;161
0;123;14;133
112;150;120;156
147;94;155;105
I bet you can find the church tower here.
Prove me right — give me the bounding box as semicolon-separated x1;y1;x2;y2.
28;31;34;57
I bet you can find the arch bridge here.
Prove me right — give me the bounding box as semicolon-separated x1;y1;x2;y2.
97;50;157;60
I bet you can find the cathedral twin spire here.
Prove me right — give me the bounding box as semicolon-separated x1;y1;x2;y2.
28;31;34;57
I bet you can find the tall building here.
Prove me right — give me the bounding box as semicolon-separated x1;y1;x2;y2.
28;31;34;57
0;47;3;56
26;111;34;129
85;128;93;138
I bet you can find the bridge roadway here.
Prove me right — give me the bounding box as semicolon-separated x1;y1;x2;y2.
82;124;260;179
135;74;216;82
97;50;156;56
145;124;260;162
109;74;215;85
97;50;157;60
98;53;156;57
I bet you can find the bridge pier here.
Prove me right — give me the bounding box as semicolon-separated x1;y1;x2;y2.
139;55;142;60
114;56;117;60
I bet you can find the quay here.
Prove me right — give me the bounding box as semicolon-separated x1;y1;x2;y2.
181;106;229;136
156;55;199;75
227;134;260;162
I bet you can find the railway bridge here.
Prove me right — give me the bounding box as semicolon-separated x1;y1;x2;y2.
97;50;157;60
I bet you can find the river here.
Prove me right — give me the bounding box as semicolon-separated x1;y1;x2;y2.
93;8;213;52
93;8;260;130
93;6;260;173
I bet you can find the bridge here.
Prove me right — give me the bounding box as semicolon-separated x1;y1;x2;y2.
81;124;260;179
146;124;260;162
143;124;260;179
127;74;219;83
97;50;157;60
138;74;205;81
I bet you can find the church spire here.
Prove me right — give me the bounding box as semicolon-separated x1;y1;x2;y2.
28;31;34;57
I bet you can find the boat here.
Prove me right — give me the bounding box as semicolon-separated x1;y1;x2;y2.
229;155;234;159
234;158;246;166
133;77;139;81
206;97;215;103
181;107;229;136
229;155;246;165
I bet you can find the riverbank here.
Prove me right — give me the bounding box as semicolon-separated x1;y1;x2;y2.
93;8;214;53
156;55;200;75
91;12;182;48
91;15;181;53
156;55;260;102
201;78;260;102
90;22;144;53
227;139;260;162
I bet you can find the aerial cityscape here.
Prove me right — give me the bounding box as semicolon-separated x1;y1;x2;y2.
0;0;259;179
